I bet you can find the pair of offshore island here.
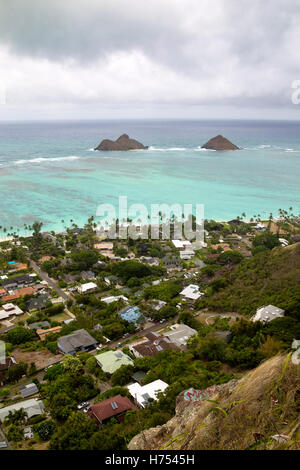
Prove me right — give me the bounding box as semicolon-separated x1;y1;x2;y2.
94;134;240;151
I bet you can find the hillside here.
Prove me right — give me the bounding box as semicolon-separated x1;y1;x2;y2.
128;354;300;450
197;242;300;316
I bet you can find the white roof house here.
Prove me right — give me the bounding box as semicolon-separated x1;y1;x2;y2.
0;303;23;320
279;238;289;247
292;339;300;350
252;305;285;323
127;379;168;408
179;248;195;260
77;282;98;294
180;284;203;301
0;399;45;423
292;348;300;365
101;295;128;304
151;299;167;311
172;240;192;250
163;323;197;347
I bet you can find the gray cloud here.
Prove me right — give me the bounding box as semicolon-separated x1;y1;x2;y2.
0;0;299;118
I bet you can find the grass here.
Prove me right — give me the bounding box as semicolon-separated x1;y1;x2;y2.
50;312;70;322
198;242;300;315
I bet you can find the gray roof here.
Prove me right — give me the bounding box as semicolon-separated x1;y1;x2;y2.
254;305;285;322
163;324;197;347
20;383;39;398
0;399;44;423
28;321;50;330
25;294;49;311
58;329;97;353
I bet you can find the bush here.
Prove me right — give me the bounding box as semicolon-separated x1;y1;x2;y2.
6;326;34;345
34;420;56;441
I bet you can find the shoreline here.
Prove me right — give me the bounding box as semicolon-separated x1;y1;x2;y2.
0;215;290;244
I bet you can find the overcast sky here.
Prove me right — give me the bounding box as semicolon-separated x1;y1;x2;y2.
0;0;300;120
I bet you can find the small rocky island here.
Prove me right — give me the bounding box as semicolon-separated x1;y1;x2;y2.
201;135;240;151
95;134;148;151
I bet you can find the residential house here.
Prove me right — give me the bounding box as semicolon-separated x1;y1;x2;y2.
2;275;35;290
279;238;289;247
2;286;38;303
95;350;134;374
41;232;57;245
179;248;195;260
162;256;181;269
118;305;145;324
150;300;167;311
77;282;98;294
94;242;113;251
291;340;300;365
0;398;45;423
180;284;203;301
252;305;285;323
101;295;128;304
127;379;168;408
36;326;62;341
211;243;231;252
81;271;96;281
25;294;49;312
58;329;98;355
104;275;119;286
172;240;192;250
130;332;180;358
0;303;23;321
163;323;197;348
88;395;137;425
131;371;146;384
20;383;39;399
28;321;50;331
140;257;160;266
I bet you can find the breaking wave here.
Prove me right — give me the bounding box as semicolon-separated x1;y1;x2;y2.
14;156;81;165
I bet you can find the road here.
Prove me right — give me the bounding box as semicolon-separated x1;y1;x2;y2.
195;311;242;325
29;259;70;301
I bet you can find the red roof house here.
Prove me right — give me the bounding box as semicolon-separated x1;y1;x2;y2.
88;394;137;425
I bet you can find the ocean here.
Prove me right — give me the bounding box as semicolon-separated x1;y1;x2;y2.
0;119;300;235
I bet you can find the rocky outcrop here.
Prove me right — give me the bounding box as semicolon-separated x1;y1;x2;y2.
128;354;300;450
202;135;240;151
95;134;148;151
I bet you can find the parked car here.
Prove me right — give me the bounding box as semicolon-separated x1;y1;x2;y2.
77;401;89;410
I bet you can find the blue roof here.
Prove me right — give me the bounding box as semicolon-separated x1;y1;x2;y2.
118;305;144;324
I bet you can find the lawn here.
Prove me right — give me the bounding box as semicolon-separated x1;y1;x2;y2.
50;312;71;322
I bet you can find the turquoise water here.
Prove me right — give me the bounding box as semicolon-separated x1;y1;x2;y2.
0;119;300;234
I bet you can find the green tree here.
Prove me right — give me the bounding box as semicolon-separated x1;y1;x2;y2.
50;412;97;450
6;326;34;345
34;420;56;441
62;355;84;376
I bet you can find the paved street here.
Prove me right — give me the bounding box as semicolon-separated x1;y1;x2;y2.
29;259;70;301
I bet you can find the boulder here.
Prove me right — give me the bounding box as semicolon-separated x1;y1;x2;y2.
95;134;148;151
201;135;240;151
